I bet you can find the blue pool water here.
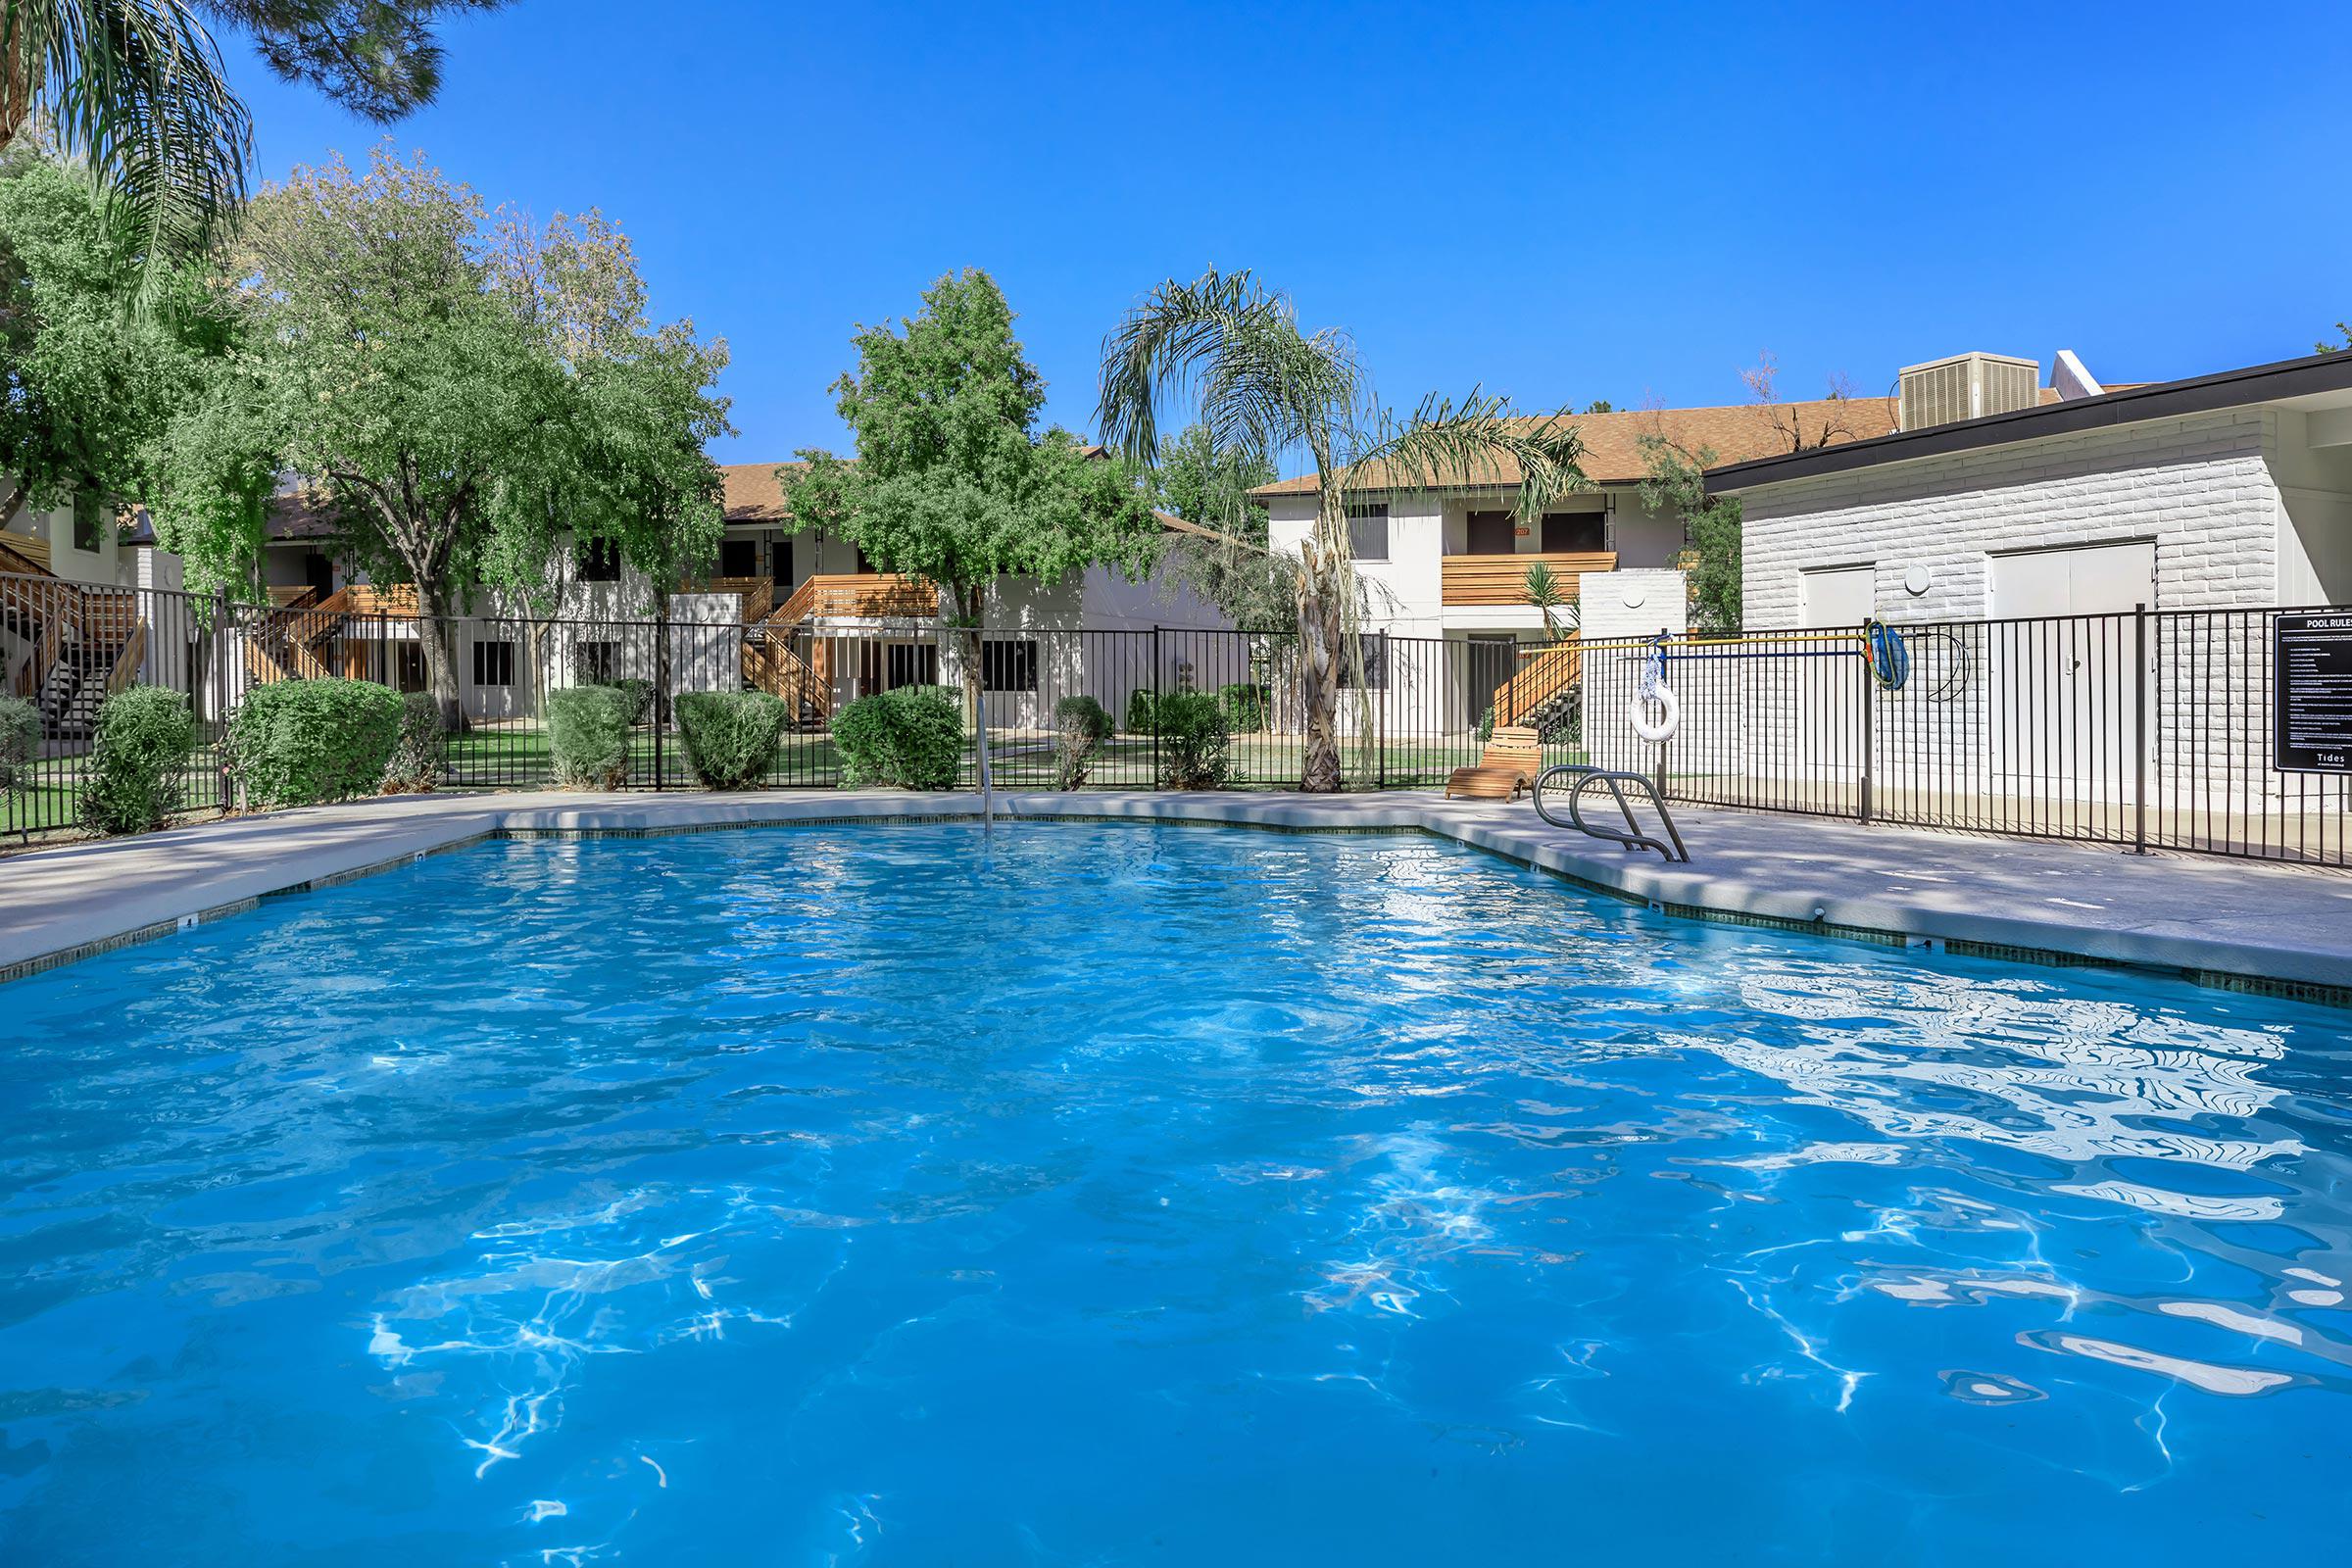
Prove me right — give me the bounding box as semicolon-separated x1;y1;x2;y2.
2;822;2350;1564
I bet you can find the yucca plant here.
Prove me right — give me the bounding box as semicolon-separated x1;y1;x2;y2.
1099;269;1587;792
1523;560;1578;643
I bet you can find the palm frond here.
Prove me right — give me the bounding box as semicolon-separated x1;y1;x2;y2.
1345;388;1590;520
1097;267;1357;470
6;0;252;295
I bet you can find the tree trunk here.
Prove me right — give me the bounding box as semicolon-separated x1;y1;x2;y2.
954;580;986;731
416;576;463;731
1296;489;1348;793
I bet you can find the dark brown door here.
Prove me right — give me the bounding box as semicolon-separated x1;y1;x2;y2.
1466;511;1516;555
1541;513;1605;553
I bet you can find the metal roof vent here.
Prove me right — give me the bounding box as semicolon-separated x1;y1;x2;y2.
1898;352;2040;431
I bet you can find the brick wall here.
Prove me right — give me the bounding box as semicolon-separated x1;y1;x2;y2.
1740;409;2280;627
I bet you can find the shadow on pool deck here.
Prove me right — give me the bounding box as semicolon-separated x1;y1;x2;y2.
4;788;2352;998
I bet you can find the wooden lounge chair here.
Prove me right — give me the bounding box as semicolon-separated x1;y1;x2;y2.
1444;725;1542;801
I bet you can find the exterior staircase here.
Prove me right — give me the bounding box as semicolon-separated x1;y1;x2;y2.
1491;636;1582;738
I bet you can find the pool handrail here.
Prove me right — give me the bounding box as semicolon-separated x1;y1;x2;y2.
1532;763;1690;863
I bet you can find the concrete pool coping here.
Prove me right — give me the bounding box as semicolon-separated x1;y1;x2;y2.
5;788;2352;1002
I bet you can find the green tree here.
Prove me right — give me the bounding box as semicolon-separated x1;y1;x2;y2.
1098;268;1586;792
1583;399;1614;414
1636;432;1742;631
784;268;1162;721
2321;322;2349;354
1152;420;1290;628
0;3;507;292
0;148;227;534
153;145;728;723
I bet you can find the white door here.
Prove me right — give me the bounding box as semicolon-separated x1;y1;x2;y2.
1796;566;1874;791
1988;542;2155;802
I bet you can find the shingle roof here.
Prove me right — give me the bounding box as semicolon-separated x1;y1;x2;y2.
1247;397;1910;498
722;460;1199;538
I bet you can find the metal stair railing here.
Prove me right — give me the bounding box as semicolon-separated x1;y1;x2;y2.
1533;762;1690;863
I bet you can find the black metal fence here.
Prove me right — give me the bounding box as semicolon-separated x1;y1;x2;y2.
1;572;1577;839
1578;606;2352;865
10;570;2352;867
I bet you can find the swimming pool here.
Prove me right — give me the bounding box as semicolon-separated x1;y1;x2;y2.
1;820;2347;1563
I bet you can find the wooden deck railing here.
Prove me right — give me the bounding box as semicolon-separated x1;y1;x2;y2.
770;571;937;625
1440;551;1615;608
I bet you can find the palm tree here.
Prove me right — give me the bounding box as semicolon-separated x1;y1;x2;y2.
1523;559;1578;643
0;1;502;289
1099;268;1587;792
1;2;251;270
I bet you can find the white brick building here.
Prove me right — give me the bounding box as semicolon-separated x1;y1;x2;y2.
1717;351;2352;628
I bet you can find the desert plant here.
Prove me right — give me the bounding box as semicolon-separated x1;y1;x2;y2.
1053;695;1114;790
547;685;632;789
1123;687;1159;735
1217;682;1267;734
1154;689;1231;790
833;686;963;790
77;686;193;835
381;692;447;793
0;696;40;796
1523;561;1579;643
675;690;789;789
222;678;403;809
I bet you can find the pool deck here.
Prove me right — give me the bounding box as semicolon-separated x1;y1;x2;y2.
5;788;2352;997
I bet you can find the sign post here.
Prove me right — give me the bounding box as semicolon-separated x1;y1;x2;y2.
2273;612;2352;773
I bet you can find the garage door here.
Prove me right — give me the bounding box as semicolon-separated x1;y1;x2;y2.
1988;542;2154;801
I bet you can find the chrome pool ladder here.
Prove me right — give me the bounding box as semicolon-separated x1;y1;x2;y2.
1533;764;1690;863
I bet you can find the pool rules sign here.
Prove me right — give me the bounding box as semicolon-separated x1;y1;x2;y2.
2275;612;2352;772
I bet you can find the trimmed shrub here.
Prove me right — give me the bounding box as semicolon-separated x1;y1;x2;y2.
223;677;403;809
1123;686;1158;735
1217;682;1267;734
78;686;193;836
592;675;655;726
1053;695;1113;790
381;692;447;793
0;694;39;795
676;689;789;789
834;685;962;790
548;684;632;789
1154;689;1231;790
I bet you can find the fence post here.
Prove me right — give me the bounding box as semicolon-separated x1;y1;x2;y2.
1857;619;1874;824
653;614;667;791
1151;625;1162;791
2132;602;2147;855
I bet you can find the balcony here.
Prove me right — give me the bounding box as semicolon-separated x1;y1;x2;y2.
772;571;940;625
1439;551;1616;608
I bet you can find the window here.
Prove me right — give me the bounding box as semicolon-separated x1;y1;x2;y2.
575;639;621;683
1338;632;1389;690
887;642;938;689
577;538;622;582
72;492;106;554
395;644;427;694
1466;511;1516;556
981;638;1038;693
718;538;759;578
1541;512;1606;554
471;640;515;688
854;544;877;574
770;538;793;585
1347;505;1390;562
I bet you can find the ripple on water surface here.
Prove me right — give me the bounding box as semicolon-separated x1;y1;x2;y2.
2;821;2350;1564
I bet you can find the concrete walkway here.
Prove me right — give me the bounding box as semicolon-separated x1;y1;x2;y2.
4;788;2352;996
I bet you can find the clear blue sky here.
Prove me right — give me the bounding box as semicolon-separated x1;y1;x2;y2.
221;0;2352;466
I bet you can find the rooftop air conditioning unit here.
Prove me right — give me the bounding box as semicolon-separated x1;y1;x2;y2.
1897;352;2040;431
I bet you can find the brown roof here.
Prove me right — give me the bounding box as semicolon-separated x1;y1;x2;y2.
1248;397;1916;498
724;460;1198;538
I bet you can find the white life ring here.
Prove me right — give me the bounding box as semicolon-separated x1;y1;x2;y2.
1627;683;1679;743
